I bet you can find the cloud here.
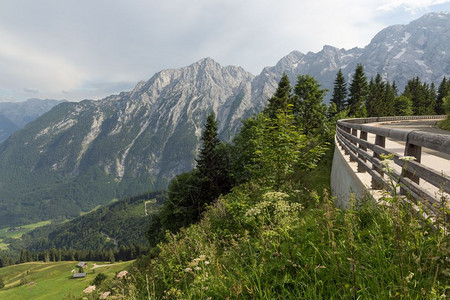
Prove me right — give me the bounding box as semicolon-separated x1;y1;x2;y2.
23;88;39;94
378;0;450;12
0;0;449;102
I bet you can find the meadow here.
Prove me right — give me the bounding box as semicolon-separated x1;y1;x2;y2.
0;260;133;299
0;221;51;250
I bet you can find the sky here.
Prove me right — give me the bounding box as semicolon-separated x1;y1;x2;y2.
1;0;450;102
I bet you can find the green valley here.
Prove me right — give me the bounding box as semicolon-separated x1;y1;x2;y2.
0;260;133;300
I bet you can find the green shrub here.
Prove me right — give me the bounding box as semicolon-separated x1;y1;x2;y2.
91;273;107;286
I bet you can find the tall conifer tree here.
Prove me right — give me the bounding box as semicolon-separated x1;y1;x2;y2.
436;77;449;114
347;64;368;117
265;73;292;117
366;73;386;117
196;112;221;177
331;69;347;111
293;75;327;136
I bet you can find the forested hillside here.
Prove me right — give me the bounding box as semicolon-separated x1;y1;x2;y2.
7;191;165;252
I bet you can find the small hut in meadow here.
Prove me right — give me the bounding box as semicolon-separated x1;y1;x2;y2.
77;262;88;268
72;273;86;279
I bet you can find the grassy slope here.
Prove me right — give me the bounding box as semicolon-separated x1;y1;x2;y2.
437;115;450;130
0;221;51;250
0;261;132;300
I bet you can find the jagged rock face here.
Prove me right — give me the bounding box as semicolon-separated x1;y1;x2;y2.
263;12;450;98
0;58;257;225
356;12;450;88
1;12;449;225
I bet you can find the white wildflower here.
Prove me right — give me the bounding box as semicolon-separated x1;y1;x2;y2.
100;291;111;299
204;261;210;265
83;285;96;294
380;159;394;167
116;270;128;278
184;267;192;273
194;266;201;271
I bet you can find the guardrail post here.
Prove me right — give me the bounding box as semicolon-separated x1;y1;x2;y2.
357;131;367;172
372;135;385;190
400;142;422;195
343;127;351;155
350;128;357;162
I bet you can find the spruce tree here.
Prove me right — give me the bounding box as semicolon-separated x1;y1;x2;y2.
196;112;221;177
265;73;292;117
366;73;386;117
384;81;396;116
436;77;449;114
293;74;328;136
331;69;347;111
347;64;368;117
403;77;436;115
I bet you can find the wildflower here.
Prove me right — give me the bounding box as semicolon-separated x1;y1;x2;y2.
116;270;128;278
83;285;96;294
400;156;416;161
184;267;193;273
194;266;201;271
100;291;111;299
380;159;394;167
198;254;206;260
405;272;414;283
204;260;210;265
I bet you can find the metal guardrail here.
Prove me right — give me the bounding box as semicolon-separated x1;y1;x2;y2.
336;115;449;216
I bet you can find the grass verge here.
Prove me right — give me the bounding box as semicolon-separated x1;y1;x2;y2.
437;115;450;131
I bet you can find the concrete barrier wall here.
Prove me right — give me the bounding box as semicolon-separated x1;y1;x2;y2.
330;141;370;208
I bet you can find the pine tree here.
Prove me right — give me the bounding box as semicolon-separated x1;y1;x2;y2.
384;81;396;116
265;73;292;117
196;112;221;178
436;77;449;114
403;77;436;115
347;64;368;117
366;74;386;117
293;74;328;136
331;69;347;111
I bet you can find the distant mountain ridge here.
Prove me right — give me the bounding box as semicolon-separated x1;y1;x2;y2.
267;12;450;98
0;98;65;142
0;12;449;227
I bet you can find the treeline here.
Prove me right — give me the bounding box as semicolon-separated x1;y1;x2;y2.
146;73;336;247
0;244;146;267
331;65;450;117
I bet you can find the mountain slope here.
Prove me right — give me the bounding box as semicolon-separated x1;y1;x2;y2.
0;114;19;142
0;99;65;142
0;59;259;226
0;12;449;227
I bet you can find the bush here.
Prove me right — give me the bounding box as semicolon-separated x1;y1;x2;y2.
91;273;107;286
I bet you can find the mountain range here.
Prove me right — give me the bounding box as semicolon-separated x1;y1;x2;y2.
0;12;449;227
0;99;65;142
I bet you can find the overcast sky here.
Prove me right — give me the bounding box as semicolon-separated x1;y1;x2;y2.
1;0;450;102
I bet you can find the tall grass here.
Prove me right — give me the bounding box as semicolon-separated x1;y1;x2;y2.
83;152;450;299
100;180;449;299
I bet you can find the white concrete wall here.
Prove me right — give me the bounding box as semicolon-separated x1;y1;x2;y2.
330;142;371;208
